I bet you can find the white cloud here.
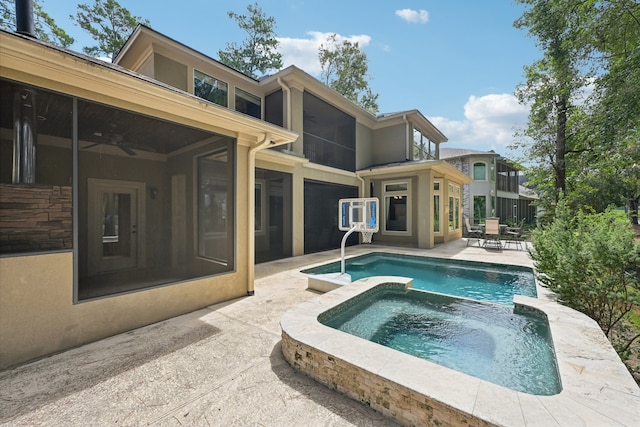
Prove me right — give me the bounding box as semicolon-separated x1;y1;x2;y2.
395;9;429;24
277;32;371;76
430;93;529;153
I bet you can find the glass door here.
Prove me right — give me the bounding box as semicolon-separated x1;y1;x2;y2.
88;179;145;274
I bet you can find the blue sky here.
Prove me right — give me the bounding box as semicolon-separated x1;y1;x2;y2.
45;0;541;155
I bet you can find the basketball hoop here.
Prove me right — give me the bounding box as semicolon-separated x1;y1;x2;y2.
338;197;380;274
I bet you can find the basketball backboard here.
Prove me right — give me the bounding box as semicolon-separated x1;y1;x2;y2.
338;198;379;232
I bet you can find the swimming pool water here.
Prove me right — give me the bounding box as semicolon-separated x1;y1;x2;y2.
303;252;536;305
319;287;561;396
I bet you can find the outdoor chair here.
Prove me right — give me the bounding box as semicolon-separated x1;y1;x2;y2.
482;218;502;249
464;216;483;246
504;226;524;250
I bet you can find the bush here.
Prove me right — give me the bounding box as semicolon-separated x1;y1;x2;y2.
530;199;640;359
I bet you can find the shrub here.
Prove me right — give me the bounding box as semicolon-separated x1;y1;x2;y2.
530;199;640;358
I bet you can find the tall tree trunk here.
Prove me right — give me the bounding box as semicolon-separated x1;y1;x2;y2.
630;195;639;225
555;96;568;194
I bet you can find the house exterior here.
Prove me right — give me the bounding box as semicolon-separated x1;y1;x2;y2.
439;148;537;228
0;24;469;369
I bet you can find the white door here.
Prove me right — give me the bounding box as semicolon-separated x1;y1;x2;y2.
88;179;145;274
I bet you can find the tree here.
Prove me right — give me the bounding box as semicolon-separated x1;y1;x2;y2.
218;3;282;79
71;0;150;61
0;0;74;47
514;0;587;200
319;34;379;114
513;0;640;223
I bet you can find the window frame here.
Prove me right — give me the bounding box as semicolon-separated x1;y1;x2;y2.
196;147;234;265
235;87;262;119
433;180;442;235
472;161;487;181
193;69;228;107
382;180;411;235
448;183;461;231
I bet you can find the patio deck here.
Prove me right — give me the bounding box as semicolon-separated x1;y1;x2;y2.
1;239;638;426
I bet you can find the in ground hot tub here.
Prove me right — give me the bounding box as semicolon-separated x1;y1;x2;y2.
281;276;640;426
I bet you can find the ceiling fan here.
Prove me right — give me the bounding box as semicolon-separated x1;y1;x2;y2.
83;130;137;156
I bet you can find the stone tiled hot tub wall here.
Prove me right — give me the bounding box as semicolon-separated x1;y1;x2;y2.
280;276;640;427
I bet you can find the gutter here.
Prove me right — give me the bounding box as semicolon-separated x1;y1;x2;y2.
246;133;272;295
277;77;292;151
402;114;410;160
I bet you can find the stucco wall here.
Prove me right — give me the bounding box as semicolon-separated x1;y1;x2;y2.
0;250;248;370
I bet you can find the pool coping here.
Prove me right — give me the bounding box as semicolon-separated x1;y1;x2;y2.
280;275;640;426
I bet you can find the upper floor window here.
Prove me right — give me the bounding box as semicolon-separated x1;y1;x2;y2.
412;128;435;160
473;162;487;181
194;70;228;107
236;88;261;119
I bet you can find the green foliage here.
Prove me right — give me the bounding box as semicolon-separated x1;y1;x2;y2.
530;199;640;355
218;3;283;79
0;0;74;47
513;0;640;223
319;33;379;114
71;0;150;60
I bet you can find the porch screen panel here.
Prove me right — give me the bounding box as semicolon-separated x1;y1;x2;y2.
0;79;73;255
77;98;235;300
304;180;357;253
302;91;355;171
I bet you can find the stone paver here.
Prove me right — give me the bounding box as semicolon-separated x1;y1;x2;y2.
1;240;637;426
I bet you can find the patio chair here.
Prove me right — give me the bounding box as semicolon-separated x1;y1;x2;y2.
482;218;502;249
464;216;483;246
504;226;524;250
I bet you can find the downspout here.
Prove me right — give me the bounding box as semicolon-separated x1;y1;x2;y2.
277;77;292;151
403;114;410;160
247;132;271;295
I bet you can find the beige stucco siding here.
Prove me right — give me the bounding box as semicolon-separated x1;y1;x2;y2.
0;251;248;369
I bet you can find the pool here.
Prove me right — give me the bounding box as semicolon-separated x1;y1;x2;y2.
318;285;561;396
303;252;536;305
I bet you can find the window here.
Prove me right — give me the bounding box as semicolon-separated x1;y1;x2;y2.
235;87;261;119
264;89;283;127
255;180;265;233
383;181;410;233
433;181;441;233
473;162;487;181
412;127;435;160
302;91;355;171
198;148;234;262
194;70;228;107
449;183;461;231
473;195;486;224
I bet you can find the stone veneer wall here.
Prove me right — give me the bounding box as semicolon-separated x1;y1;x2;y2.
281;331;495;427
0;184;72;254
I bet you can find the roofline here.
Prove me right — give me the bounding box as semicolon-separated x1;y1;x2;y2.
357;160;473;184
0;30;298;147
115;24;259;82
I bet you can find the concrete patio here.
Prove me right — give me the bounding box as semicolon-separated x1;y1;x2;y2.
1;240;638;426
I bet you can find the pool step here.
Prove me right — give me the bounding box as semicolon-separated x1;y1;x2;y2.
307;272;351;293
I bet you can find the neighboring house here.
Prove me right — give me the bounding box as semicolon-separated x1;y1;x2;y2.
439;148;537;229
0;23;469;369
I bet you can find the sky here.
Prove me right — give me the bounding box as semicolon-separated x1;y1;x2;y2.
42;0;541;157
